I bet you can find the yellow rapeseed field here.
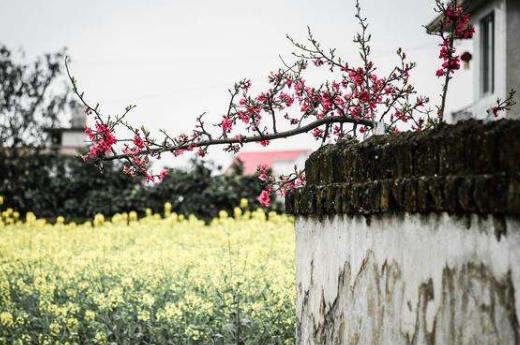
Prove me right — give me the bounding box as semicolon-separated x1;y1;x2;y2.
0;198;296;345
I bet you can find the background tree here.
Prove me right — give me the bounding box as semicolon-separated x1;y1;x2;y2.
0;43;78;154
0;154;267;222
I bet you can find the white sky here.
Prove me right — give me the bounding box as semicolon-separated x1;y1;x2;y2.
1;0;473;169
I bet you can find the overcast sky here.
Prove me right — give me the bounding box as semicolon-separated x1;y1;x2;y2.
1;0;473;169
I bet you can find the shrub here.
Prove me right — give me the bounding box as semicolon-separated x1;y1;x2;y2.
0;153;272;222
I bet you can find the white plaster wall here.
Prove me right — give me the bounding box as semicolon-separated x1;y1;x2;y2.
295;214;520;345
470;0;507;120
62;132;87;148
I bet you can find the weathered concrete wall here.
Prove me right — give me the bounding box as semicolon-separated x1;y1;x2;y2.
287;120;520;345
296;214;520;345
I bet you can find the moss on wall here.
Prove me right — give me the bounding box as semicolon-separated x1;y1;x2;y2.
286;120;520;216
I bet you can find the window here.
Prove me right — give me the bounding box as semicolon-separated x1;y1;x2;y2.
481;12;495;95
51;132;62;145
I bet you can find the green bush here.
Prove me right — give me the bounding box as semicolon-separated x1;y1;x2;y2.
0;153;275;222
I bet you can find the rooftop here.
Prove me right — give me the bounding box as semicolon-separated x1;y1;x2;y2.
233;149;310;175
426;0;488;34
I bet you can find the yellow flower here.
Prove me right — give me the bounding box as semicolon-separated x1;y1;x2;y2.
93;214;105;227
85;310;96;322
164;202;172;217
240;198;248;208
218;210;229;219
94;332;108;344
15;311;28;326
49;322;60;336
141;293;155;307
0;195;3;205
0;203;296;344
0;311;13;327
66;317;78;330
129;211;138;222
137;309;150;322
26;212;36;223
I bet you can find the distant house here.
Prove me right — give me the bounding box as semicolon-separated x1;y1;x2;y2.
44;105;87;155
229;150;311;176
427;0;520;121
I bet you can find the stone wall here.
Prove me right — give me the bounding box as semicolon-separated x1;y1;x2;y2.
286;120;520;345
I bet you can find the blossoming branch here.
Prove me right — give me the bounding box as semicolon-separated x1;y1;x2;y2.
66;0;506;207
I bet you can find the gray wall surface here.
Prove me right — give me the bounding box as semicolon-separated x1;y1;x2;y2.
507;0;520;119
295;214;520;345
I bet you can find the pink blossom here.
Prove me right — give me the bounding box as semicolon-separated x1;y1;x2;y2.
84;127;95;140
280;92;294;106
123;165;135;176
87;122;117;159
158;169;169;181
257;93;270;104
257;164;269;182
348;69;364;86
313;59;324;67
133;135;145;149
242;80;251;90
145;173;155;183
258;190;271;207
237;111;250;124
259;173;268;182
436;7;474;78
295;173;306;187
358;90;370;103
221;116;233;133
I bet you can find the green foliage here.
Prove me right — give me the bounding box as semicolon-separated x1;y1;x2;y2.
144;160;275;222
0;153;273;222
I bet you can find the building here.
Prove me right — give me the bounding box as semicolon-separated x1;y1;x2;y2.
427;0;520;122
229;149;311;176
44;105;87;155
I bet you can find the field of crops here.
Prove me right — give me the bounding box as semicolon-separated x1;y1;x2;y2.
0;200;296;345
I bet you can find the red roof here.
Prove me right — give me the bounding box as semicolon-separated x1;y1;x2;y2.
232;150;310;175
